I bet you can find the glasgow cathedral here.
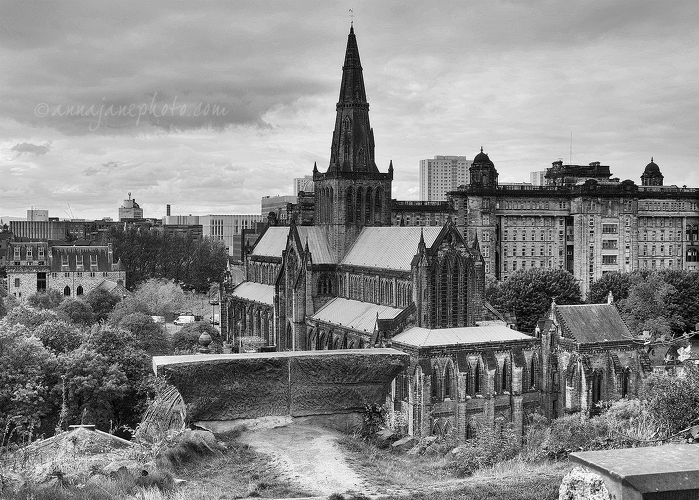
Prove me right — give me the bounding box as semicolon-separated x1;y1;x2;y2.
221;26;683;440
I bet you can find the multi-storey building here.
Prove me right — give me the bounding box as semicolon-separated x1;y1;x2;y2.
530;171;546;186
6;242;125;300
294;176;314;194
118;193;144;221
200;214;266;257
419;155;472;201
451;156;699;296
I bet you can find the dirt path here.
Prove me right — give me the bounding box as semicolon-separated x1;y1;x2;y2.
238;419;373;497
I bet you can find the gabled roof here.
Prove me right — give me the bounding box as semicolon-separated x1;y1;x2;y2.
94;279;129;297
250;227;289;258
311;297;404;333
251;226;336;264
231;282;274;305
392;323;533;348
296;226;334;264
341;226;442;271
554;303;632;343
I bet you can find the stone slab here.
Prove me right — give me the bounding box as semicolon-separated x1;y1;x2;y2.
153;349;409;421
156;356;288;420
569;445;699;500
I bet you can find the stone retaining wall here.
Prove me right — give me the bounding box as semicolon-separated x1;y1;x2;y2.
153;349;409;421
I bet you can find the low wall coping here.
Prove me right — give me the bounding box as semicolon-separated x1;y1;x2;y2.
153;348;406;374
570;444;699;499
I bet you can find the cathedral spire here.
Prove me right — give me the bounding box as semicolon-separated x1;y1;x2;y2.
327;25;377;173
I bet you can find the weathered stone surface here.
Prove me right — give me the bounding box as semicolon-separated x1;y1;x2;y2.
155;355;288;420
289;351;408;416
391;436;416;452
376;428;398;449
558;467;610;500
153;349;409;422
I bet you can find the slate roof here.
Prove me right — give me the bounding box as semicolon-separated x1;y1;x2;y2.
230;282;274;305
296;226;334;264
250;227;288;258
251;226;335;264
554;303;632;344
392;323;533;348
311;297;405;332
341;226;442;271
50;245;118;272
94;279;129;297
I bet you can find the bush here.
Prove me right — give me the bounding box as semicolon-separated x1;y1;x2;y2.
641;362;699;436
360;403;386;439
448;417;520;476
172;322;222;354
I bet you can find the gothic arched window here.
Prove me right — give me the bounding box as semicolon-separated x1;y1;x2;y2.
355;187;363;224
374;188;382;224
346;187;354;223
365;187;373;224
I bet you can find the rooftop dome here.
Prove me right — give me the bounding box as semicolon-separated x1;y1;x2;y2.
473;146;493;165
644;157;660;174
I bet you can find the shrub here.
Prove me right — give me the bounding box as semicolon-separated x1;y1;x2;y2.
641;362;699;436
448;417;520;476
360;403;386;439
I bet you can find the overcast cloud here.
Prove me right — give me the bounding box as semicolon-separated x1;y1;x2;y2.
1;0;698;220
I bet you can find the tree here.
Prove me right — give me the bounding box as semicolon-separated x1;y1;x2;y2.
499;268;582;333
0;296;6;319
618;273;684;340
57;299;95;326
27;289;64;310
588;271;636;304
172;322;223;354
118;312;171;355
86;287;122;323
133;279;186;318
0;323;56;435
35;319;85;354
1;305;59;329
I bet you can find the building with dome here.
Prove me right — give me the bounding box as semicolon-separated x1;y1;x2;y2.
448;153;699;297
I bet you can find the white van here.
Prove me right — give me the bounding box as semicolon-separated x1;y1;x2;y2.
174;315;195;326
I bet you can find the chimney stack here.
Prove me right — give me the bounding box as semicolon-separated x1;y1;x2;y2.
166;204;171;216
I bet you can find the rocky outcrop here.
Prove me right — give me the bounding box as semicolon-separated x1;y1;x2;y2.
153;349;409;421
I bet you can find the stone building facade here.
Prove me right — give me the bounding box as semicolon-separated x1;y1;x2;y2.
449;155;699;296
221;25;674;444
6;242;125;300
537;297;659;419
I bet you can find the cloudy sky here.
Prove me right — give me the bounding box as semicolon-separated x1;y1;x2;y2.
1;0;698;221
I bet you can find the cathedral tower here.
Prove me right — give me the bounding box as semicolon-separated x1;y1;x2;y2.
314;25;393;261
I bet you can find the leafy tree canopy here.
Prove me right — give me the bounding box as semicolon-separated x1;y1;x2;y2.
27;289;64;310
496;268;582;333
34;319;85;354
1;305;59;329
118;312;171;355
587;271;636;304
57;298;95;326
86;287;122;323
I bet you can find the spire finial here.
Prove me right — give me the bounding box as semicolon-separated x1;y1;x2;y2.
651;156;654;162
349;8;354;27
480;146;483;153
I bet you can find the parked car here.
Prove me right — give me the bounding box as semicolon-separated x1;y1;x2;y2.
174;315;195;326
151;316;165;324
